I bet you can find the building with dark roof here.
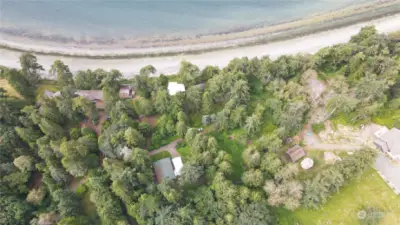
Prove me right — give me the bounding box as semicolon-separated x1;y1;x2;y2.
286;145;306;162
153;158;175;183
374;128;400;163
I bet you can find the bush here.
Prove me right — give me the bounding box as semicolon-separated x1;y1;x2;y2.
101;120;111;132
176;141;186;149
358;206;384;225
86;154;99;168
26;186;46;205
138;122;152;137
69;128;81;140
81;127;96;138
75;184;87;196
312;123;325;134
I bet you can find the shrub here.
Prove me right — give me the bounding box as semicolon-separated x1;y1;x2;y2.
312;123;325;134
69;128;81;140
81;127;96;138
358;206;384;225
26;186;46;205
75;184;87;196
138;122;152;137
86;154;99;168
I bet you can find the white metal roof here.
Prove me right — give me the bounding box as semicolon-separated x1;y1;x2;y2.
168;82;185;95
172;157;183;176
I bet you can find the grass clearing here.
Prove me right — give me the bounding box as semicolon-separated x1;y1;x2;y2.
36;79;58;100
148;134;179;150
317;67;345;81
176;144;191;161
296;150;348;180
212;131;246;181
292;168;400;225
0;79;21;98
372;108;400;129
150;151;172;162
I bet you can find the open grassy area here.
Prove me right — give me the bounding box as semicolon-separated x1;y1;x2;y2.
296;150;348;180
36;79;59;100
291;168;400;225
372;108;400;129
212;131;246;181
176;144;191;161
331;108;400;129
0;79;21;98
317;67;346;81
148;134;179;151
311;122;325;134
150;151;172;162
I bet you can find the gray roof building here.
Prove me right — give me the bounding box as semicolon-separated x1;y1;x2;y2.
153;158;175;183
373;128;400;162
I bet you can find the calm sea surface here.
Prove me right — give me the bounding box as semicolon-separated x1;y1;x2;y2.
0;0;374;41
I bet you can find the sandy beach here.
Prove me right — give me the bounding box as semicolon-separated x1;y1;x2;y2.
1;0;399;58
0;13;399;78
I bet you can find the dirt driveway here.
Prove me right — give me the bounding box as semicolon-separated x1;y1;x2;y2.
148;139;182;158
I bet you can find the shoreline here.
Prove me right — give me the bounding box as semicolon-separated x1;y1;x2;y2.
0;1;399;58
1;13;399;78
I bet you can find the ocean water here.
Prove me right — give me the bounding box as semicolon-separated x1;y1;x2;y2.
0;0;374;42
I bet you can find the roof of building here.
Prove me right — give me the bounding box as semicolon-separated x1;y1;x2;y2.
378;128;400;155
374;127;390;138
172;157;183;176
301;157;314;170
43;90;55;98
153;158;175;183
168;82;185;95
286;145;306;162
75;90;103;101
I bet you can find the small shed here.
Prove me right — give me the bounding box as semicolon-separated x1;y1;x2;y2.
286;145;306;162
153;158;175;183
119;84;134;98
168;82;185;95
172;157;183;176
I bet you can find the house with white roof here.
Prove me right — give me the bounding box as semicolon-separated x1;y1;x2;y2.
172;157;183;176
168;82;185;95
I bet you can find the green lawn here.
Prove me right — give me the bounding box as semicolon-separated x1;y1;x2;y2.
311;122;325;134
331;108;400;129
148;135;179;151
372;108;400;129
317;67;346;81
296;150;348;180
150;151;172;162
212;131;246;181
36;79;59;100
176;144;191;161
291;168;400;225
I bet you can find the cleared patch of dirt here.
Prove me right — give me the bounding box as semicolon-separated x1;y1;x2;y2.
138;115;159;128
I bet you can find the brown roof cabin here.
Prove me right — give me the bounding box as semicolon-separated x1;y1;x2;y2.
286;145;306;162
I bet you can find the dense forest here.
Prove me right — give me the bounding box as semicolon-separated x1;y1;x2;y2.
0;26;399;225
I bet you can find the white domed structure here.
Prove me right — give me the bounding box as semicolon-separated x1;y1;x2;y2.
301;158;314;170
